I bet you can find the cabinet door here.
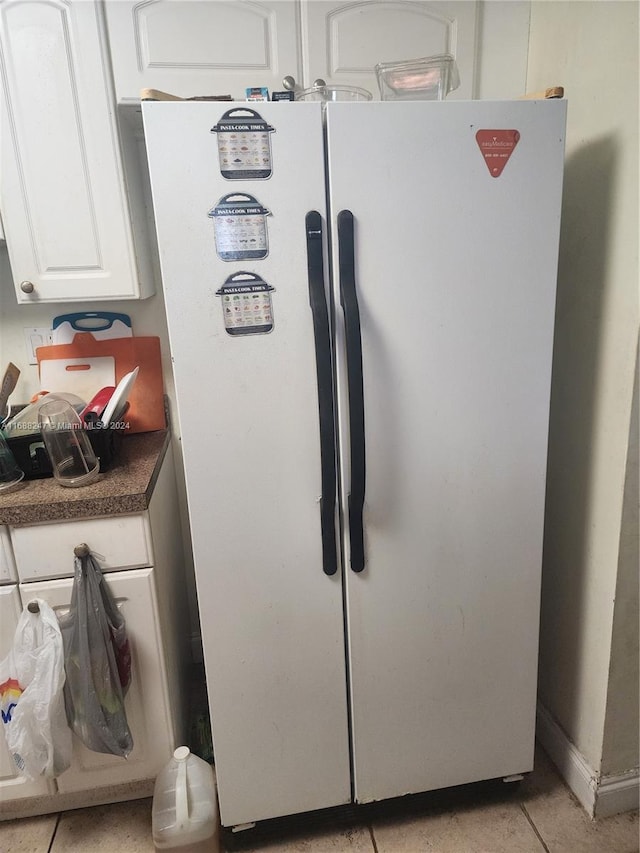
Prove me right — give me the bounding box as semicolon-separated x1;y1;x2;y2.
0;585;54;800
300;0;478;98
0;526;17;584
104;0;301;102
21;568;175;792
0;0;153;302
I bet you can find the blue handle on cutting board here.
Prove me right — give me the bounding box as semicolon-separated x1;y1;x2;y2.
52;312;133;345
52;312;132;334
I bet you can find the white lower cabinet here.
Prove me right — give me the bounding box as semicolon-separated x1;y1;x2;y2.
0;448;190;817
20;568;173;793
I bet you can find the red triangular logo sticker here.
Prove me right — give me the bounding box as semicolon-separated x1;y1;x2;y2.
475;129;520;177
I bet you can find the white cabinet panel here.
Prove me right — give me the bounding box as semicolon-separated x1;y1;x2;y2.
105;0;302;101
11;514;153;582
20;568;175;792
0;526;17;583
0;585;55;800
0;583;20;650
0;0;154;301
300;0;478;97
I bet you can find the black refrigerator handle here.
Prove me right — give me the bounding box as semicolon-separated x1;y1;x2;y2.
305;211;338;576
337;210;366;573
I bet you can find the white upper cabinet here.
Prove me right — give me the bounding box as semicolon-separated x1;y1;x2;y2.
300;0;478;98
104;0;302;101
104;0;480;102
0;0;155;302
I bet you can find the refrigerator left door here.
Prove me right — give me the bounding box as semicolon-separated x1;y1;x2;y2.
142;102;351;827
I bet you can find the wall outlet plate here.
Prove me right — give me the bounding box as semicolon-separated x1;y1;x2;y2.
24;327;52;365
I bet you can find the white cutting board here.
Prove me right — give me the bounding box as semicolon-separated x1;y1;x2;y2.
39;356;116;403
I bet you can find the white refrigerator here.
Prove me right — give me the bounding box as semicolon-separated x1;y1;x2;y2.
142;99;566;829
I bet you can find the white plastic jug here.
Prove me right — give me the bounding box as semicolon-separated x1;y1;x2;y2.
152;747;220;852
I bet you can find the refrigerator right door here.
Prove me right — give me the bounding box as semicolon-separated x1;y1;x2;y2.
326;100;566;803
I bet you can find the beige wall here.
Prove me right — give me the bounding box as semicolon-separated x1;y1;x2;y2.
475;1;531;98
527;0;639;775
602;352;639;776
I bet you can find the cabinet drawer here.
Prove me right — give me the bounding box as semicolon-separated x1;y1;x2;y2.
0;526;17;584
11;514;153;582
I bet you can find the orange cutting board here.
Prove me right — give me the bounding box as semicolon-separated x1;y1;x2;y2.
36;334;165;434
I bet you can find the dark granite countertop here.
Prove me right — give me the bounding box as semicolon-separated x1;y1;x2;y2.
0;430;170;526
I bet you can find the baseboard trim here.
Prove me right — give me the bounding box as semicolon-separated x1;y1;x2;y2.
0;778;154;821
596;769;640;818
536;702;598;815
537;702;639;818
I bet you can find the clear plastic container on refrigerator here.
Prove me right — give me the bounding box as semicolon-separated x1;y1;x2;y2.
295;85;372;102
375;54;460;101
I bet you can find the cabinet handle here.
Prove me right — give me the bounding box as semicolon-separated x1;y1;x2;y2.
305;211;338;576
20;280;35;294
338;210;366;573
74;543;90;557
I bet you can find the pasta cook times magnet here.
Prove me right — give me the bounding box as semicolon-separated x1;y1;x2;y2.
208;194;271;261
211;108;275;180
216;272;275;336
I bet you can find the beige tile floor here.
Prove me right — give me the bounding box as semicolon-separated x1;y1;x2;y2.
1;748;637;853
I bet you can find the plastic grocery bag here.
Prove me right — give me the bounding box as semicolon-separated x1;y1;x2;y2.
59;551;133;758
0;600;72;778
